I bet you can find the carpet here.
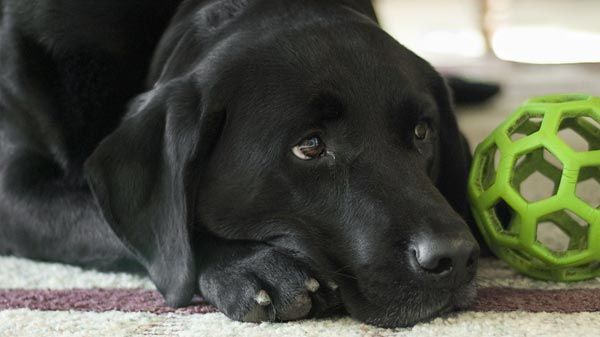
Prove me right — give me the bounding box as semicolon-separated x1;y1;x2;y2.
1;256;600;337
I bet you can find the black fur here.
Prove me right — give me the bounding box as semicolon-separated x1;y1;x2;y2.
0;0;480;327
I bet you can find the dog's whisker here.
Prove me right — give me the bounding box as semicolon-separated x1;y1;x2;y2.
331;264;352;274
329;271;358;281
326;280;339;291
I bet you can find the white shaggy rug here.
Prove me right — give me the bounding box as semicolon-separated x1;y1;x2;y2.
1;256;600;337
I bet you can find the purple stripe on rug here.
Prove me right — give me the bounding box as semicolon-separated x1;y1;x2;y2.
0;288;598;314
473;288;600;313
0;289;217;314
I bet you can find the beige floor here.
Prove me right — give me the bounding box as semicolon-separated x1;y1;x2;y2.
451;59;600;145
374;0;600;65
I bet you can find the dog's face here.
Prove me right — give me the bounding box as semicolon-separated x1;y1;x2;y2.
86;7;478;328
194;23;478;326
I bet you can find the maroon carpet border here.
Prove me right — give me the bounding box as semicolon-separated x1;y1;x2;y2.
0;289;217;314
0;288;598;314
472;288;600;313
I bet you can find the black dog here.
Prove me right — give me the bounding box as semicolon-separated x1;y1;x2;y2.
0;0;480;327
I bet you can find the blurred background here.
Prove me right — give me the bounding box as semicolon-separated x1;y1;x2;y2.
373;0;600;144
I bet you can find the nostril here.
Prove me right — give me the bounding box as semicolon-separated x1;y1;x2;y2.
466;253;477;269
412;249;454;275
423;257;453;275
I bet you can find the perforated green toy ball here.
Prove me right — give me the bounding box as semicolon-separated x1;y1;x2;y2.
468;93;600;281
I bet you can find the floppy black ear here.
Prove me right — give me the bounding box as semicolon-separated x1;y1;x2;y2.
84;80;223;306
434;80;494;254
433;79;471;219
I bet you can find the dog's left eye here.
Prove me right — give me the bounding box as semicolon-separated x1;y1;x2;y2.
414;121;432;141
292;136;326;160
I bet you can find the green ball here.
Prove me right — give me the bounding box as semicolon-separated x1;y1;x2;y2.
468;93;600;281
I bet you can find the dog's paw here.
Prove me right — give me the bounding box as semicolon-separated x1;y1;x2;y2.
198;247;341;323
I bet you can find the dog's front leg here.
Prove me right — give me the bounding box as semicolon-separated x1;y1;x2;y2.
196;239;342;323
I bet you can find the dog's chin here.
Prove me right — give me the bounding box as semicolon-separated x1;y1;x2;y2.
343;279;478;328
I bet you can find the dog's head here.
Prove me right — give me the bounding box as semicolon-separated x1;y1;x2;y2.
85;0;478;328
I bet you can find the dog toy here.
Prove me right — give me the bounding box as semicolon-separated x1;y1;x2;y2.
468;93;600;281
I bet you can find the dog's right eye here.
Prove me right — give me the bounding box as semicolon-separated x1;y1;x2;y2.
414;121;432;141
292;136;326;160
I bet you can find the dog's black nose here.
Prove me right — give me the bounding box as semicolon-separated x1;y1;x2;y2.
411;234;479;285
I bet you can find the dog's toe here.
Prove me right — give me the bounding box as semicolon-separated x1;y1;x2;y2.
305;278;320;292
277;292;312;321
254;289;272;306
241;290;275;322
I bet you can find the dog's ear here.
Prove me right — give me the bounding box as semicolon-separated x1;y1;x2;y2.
84;80;224;307
433;79;472;219
434;79;494;254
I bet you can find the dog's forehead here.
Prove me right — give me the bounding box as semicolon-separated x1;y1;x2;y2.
207;16;443;137
237;55;436;124
225;64;438;142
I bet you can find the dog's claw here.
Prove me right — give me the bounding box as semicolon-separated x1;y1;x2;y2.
327;281;339;291
254;290;272;306
305;278;320;293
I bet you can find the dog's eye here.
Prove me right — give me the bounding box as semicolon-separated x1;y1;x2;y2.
292;136;326;160
414;122;431;141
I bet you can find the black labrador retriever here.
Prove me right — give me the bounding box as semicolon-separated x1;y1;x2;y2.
0;0;480;327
